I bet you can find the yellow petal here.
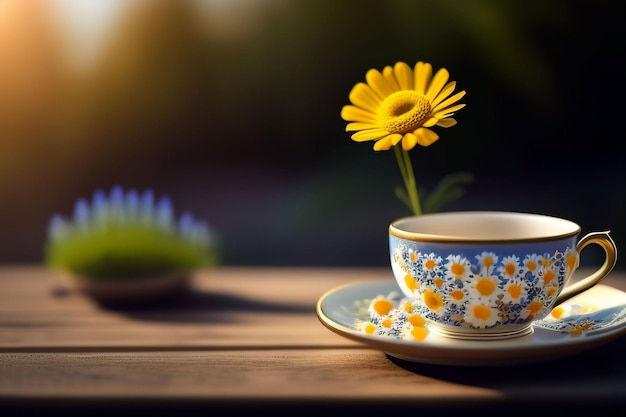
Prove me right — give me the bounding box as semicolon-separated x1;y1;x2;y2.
436;118;457;128
425;68;450;103
373;135;394;151
382;65;401;92
394;62;413;90
389;133;403;146
431;81;456;108
340;105;377;123
366;68;395;99
408;314;427;327
351;128;388;142
349;82;382;113
345;122;381;132
411;326;429;342
432;91;466;114
422;117;438;128
372;298;394;315
402;132;418;151
434;103;466;119
414;61;432;96
414;127;439;147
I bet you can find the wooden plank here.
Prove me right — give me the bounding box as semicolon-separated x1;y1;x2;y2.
2;347;626;408
0;314;360;351
0;266;388;350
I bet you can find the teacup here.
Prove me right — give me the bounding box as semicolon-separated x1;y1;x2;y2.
389;211;617;340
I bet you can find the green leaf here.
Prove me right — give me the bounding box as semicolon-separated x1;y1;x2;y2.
423;171;474;213
394;185;412;212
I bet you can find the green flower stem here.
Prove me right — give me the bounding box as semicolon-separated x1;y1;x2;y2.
394;145;422;216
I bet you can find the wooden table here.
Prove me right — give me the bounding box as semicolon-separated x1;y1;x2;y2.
2;265;626;414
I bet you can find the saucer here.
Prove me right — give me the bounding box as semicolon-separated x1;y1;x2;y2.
316;280;626;366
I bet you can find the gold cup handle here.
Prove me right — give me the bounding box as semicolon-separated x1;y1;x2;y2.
554;231;618;306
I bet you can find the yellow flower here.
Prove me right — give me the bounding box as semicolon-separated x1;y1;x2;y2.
339;61;469;216
341;61;466;151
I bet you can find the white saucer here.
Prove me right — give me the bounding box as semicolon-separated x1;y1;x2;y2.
316;280;626;366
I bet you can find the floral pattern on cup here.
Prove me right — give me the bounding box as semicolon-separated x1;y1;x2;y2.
391;243;579;330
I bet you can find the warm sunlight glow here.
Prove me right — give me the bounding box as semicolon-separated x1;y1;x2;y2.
191;0;279;40
44;0;131;71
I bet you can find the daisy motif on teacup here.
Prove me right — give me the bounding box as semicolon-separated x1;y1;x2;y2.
420;252;444;278
524;294;548;319
403;272;420;295
497;255;521;281
500;274;529;304
407;248;419;264
464;299;501;328
421;287;446;316
425;253;451;297
444;254;473;281
537;256;563;300
539;254;553;269
466;274;501;305
538;266;559;291
564;248;579;279
441;279;470;307
401;251;445;296
474;251;498;275
521;253;542;276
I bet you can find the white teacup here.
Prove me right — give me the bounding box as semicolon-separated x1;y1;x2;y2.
389;211;617;340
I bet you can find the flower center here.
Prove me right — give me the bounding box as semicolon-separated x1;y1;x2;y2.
377;91;431;133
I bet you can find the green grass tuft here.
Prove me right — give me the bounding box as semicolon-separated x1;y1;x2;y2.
44;186;219;280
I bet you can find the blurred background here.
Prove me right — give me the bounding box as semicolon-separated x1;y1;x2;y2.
1;0;624;268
